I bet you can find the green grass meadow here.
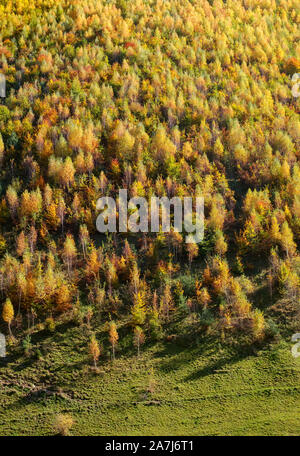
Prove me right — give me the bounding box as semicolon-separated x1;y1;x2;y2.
0;324;299;436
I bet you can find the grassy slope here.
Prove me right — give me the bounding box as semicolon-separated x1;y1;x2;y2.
0;323;300;436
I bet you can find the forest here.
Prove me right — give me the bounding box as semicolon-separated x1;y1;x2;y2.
0;0;299;437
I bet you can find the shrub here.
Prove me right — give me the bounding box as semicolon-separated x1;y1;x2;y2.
45;317;56;332
53;414;74;436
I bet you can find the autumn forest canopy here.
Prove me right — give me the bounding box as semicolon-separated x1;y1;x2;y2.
0;0;299;378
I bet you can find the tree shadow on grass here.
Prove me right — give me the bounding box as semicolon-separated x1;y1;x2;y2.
154;336;257;381
183;343;257;382
1;389;72;417
152;336;217;374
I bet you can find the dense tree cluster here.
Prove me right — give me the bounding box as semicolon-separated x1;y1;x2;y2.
0;0;299;357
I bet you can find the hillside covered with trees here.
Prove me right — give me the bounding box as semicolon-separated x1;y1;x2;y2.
0;0;299;436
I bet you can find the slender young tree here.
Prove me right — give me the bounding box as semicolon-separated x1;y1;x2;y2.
131;292;146;326
134;326;145;357
57;196;66;233
63;234;77;275
186;240;198;268
16;271;26;315
89;335;100;368
85;306;93;328
16;231;27;257
2;298;14;337
109;321;119;360
79;224;89;258
280;222;296;258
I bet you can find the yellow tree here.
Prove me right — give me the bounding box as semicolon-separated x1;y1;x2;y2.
251;309;265;341
89;335;100;368
43;183;53;207
215;230;227;256
186;242;198;268
130;262;140;296
6;186;19;218
85;246;101;280
0;132;4;164
20;189;42;221
61;157;75;189
131;292;146;326
63;234;77;275
44;264;56;307
2;298;14;337
99;171;108;193
57;196;66;233
56;283;72;312
280;222;296;258
214;137;224;159
159;284;173;321
79;224;89;258
109;321;119;360
197;287;211;310
29;226;37;253
85;306;93;327
16;231;27;257
16;271;27;315
269;216;281;244
104;258;117;296
75;150;85;173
